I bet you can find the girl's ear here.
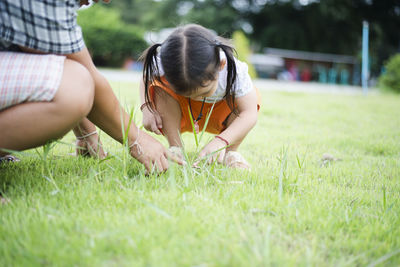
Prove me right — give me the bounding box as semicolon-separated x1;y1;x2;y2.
219;59;226;70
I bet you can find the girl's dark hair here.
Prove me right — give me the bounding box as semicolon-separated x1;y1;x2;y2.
140;24;238;112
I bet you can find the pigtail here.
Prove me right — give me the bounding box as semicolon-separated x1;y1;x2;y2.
139;43;162;112
215;41;238;114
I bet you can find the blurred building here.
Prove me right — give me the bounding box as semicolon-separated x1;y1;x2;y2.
250;47;359;85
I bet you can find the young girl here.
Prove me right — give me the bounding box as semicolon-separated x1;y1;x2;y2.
139;24;260;169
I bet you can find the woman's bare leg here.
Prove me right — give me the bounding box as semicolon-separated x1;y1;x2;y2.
0;59;94;156
153;87;183;147
73;117;107;158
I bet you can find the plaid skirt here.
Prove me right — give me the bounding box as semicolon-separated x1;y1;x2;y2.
0;52;65;111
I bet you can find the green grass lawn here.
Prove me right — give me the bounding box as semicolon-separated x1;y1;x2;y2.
1;82;399;266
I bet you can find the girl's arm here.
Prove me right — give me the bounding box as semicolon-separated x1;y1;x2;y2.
140;79;163;135
198;88;258;161
217;88;258;145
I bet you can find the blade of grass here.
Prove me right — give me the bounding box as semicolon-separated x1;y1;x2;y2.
188;105;199;147
140;198;172;219
367;249;400;267
198;101;216;146
278;146;288;200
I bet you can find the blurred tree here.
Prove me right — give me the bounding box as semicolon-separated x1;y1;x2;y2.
182;0;241;36
250;1;361;54
103;0;400;74
232;31;257;78
108;0;247;34
249;0;400;74
379;53;400;93
78;5;147;67
108;0;181;29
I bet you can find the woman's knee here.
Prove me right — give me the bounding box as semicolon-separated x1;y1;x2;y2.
53;59;95;118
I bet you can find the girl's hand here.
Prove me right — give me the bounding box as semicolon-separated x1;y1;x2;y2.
142;106;163;135
196;137;227;165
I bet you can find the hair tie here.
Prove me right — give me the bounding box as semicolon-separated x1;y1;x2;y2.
214;39;221;46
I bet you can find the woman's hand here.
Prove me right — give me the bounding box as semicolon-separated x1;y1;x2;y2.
142;106;163;135
130;129;182;173
196;137;227;165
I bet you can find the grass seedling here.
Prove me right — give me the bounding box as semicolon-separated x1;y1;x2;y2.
35;141;60;193
163;102;222;187
295;148;308;170
186;101;229;167
196;101;216;154
187;101;217;154
382;185;387;212
188;105;200;148
277;146;289;200
120;104;136;178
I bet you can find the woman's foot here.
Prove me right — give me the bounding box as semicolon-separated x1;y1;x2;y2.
76;133;107;159
223;151;250;170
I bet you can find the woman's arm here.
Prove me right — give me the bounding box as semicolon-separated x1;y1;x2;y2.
66;48;178;171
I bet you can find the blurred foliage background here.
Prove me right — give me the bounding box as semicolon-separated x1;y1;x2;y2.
379;54;400;93
78;0;400;88
78;5;147;67
233;31;258;79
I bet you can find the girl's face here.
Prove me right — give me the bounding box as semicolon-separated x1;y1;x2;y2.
188;79;219;101
185;59;225;101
